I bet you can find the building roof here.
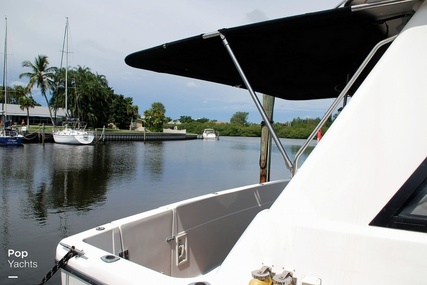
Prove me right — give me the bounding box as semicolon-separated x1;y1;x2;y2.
1;104;66;118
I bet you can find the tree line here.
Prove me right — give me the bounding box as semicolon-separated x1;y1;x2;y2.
167;112;334;139
146;107;334;139
1;55;138;128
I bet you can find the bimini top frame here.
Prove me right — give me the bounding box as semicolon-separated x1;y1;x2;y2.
125;0;419;175
204;31;397;175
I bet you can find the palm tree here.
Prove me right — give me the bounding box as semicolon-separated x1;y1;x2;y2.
72;66;111;126
50;67;67;117
50;65;112;128
126;98;138;130
20;55;57;126
18;93;36;127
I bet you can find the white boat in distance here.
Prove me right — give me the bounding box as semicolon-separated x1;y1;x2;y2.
53;18;94;145
53;119;94;145
202;128;219;140
56;1;427;284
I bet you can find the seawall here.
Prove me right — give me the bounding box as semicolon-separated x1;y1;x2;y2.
23;131;198;144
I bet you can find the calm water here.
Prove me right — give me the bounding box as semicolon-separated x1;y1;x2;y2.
0;137;314;285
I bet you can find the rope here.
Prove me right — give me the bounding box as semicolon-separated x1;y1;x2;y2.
22;128;43;140
23;132;39;140
38;246;78;285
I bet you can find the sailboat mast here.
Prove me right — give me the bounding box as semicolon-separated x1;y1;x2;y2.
61;17;69;117
65;18;68;117
2;17;7;120
59;17;69;117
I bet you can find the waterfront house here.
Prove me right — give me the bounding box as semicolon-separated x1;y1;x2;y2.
1;103;66;126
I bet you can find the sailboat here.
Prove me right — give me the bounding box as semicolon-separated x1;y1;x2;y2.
1;18;23;146
53;18;94;145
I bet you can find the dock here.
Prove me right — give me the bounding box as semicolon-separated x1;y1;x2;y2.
23;130;198;144
100;132;198;142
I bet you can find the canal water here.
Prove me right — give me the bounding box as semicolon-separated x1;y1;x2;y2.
0;137;314;285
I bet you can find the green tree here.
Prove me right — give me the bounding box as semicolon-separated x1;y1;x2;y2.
0;85;36;105
20;55;56;125
18;93;37;127
51;66;112;127
71;66;111;126
50;67;67;116
108;94;139;129
144;102;167;132
1;86;17;104
179;115;193;123
196;117;209;123
126;98;139;130
230;111;249;125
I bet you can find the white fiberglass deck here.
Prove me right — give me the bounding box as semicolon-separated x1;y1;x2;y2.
57;180;287;284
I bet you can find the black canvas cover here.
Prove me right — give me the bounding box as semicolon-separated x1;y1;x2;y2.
125;6;387;100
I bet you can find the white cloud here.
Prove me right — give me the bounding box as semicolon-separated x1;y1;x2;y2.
245;9;268;22
186;81;200;88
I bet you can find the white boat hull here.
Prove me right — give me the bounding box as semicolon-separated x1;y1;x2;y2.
202;129;219;140
202;133;218;139
53;130;94;145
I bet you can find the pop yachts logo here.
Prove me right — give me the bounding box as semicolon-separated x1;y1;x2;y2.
7;249;38;268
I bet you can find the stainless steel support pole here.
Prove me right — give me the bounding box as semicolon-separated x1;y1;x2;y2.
351;0;418;12
292;35;397;175
220;33;294;173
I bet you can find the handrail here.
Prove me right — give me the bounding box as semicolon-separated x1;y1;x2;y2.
334;0;418;10
292;35;397;176
206;31;397;176
219;33;294;172
351;0;419;12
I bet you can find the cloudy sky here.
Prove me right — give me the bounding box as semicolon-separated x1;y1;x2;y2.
3;0;340;123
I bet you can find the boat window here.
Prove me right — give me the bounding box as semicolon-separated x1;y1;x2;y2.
399;179;427;218
370;157;427;233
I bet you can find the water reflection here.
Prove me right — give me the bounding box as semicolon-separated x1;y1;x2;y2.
1;187;11;253
1;144;132;227
287;145;313;163
21;183;49;224
50;146;105;213
0;139;316;228
143;141;164;180
102;142;138;181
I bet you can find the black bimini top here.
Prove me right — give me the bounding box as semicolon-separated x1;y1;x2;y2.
125;4;408;100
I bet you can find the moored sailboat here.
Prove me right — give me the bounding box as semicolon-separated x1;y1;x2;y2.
53;18;94;145
53;118;94;145
1;17;23;146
